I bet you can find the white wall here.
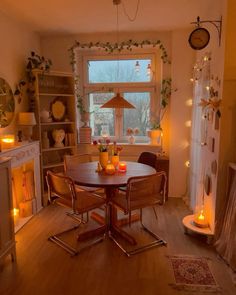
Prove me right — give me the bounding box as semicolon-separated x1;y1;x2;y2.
169;29;195;198
189;0;226;231
0;10;41;135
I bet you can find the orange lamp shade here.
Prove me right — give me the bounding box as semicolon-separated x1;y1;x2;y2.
118;161;127;172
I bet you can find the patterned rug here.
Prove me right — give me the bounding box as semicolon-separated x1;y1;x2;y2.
168;255;221;293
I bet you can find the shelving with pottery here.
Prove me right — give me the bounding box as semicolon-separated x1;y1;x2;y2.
32;70;77;202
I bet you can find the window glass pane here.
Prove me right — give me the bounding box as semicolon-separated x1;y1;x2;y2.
88;59;151;83
89;93;115;136
123;92;150;136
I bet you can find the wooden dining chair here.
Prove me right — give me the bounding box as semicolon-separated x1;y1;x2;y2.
110;172;167;256
64;154;104;193
46;171;106;256
119;151;158;192
137;151;157;169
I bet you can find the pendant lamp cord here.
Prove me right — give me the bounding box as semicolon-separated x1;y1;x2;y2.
116;3;120;83
121;0;140;22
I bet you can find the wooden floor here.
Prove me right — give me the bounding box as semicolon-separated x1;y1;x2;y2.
0;198;235;295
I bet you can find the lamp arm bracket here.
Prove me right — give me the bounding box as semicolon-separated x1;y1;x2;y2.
191;16;223;46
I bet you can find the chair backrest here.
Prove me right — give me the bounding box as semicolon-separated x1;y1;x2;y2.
64;153;92;171
126;172;167;206
46;171;76;206
137;152;157;170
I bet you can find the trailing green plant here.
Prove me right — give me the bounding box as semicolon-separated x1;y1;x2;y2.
14;80;26;104
69;39;170;64
26;51;52;72
150;78;177;130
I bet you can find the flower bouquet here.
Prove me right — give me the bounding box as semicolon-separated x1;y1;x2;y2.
93;138;110;168
111;142;123;169
126;127;139;144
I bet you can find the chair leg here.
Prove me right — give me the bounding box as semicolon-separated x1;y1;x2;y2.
109;210;167;257
48;224;81;256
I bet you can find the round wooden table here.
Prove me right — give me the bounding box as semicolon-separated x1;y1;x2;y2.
66;161;156;189
66;161;156;244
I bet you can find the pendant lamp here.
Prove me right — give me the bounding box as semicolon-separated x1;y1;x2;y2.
101;92;135;109
101;0;135;109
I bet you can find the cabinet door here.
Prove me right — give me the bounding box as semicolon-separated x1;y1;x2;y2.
0;159;15;261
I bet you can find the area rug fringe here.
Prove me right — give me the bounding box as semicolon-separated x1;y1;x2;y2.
166;254;211;260
169;283;222;293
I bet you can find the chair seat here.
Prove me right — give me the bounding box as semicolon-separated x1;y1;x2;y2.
112;192;161;214
55;191;105;214
75;184;103;193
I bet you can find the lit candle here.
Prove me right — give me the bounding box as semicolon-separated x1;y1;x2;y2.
119;161;127;172
105;163;116;175
194;209;208;228
13;208;19;225
1;135;15;150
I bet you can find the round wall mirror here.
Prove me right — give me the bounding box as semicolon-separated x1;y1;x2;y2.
0;78;15;128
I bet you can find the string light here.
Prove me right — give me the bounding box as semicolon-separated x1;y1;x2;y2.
186;99;193;106
146;63;152;76
185;161;190;168
135;61;140;73
185;120;192;127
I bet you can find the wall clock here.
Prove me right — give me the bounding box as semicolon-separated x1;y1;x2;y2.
188;27;210;50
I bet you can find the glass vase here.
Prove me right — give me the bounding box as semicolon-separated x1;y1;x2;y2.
111;155;119;169
128;135;135;144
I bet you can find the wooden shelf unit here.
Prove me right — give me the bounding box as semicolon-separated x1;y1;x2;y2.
0;157;16;264
32;70;77;204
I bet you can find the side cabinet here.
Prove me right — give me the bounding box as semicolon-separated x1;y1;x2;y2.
0;157;16;263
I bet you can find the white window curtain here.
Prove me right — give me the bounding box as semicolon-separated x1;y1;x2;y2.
189;57;210;209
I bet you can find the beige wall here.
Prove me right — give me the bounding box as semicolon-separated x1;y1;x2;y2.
216;0;236;223
0;10;41;135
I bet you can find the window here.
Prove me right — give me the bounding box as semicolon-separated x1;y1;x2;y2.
77;50;161;143
88;59;151;83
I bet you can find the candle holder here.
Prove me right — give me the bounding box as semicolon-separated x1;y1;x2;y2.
118;161;127;172
1;134;15;150
105;162;116;175
193;204;209;228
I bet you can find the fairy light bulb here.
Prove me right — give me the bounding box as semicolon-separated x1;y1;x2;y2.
185;160;190;168
146;63;152;76
135;61;140;73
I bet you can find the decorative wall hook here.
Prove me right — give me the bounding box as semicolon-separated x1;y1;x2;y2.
191;16;223;46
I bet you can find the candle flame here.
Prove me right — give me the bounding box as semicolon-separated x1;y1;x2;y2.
198;210;205;220
13;208;19;216
2;138;14;143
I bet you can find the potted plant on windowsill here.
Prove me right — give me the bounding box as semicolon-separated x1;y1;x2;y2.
147;120;162;145
147;78;176;145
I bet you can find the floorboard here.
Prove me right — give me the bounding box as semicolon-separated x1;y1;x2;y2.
0;198;235;295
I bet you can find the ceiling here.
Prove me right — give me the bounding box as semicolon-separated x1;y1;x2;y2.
0;0;215;36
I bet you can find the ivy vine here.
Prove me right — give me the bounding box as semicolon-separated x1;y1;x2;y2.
69;39;171;116
69;39;170;64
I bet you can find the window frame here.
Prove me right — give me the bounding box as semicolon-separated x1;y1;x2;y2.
76;47;162;143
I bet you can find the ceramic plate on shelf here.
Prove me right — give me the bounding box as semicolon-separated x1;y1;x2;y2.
51;97;66;121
